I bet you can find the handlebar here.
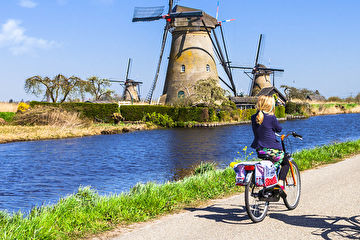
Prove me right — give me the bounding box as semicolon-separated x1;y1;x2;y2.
275;131;303;141
275;131;303;153
291;132;303;140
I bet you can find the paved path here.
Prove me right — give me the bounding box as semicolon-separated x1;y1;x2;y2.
95;155;360;240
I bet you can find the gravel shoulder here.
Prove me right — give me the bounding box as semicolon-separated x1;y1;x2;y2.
91;154;360;240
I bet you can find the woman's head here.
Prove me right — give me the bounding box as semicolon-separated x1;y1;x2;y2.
256;95;275;124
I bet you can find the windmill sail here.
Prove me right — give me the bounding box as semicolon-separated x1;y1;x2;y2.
132;6;165;22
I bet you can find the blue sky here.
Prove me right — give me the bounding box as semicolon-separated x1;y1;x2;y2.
0;0;359;101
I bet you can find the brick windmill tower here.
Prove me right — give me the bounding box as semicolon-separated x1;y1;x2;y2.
133;1;237;104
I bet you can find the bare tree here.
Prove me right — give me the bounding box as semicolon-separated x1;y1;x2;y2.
25;74;86;103
85;76;114;101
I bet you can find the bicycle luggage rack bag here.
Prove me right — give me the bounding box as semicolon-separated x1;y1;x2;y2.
233;161;278;187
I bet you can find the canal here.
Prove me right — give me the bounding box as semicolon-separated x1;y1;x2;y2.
0;113;359;212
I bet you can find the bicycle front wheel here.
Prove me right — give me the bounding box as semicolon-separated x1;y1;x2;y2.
283;160;301;210
245;183;269;223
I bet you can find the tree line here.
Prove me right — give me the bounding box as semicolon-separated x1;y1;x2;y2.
280;85;360;102
25;75;114;103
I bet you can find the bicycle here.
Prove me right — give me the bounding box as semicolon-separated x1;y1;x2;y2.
232;131;303;223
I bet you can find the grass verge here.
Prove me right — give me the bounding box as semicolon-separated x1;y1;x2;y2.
0;139;359;239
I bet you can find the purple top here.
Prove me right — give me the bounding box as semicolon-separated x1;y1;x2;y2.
251;111;283;150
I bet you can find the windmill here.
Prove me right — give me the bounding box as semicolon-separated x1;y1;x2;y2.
109;58;143;102
133;1;237;104
230;34;284;96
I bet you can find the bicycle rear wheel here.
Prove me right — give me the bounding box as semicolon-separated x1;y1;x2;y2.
245;182;269;223
283;160;301;210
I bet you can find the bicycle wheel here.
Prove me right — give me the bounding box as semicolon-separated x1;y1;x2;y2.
283;160;301;210
245;182;269;223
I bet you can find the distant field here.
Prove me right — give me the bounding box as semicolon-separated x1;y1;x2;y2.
0;102;17;112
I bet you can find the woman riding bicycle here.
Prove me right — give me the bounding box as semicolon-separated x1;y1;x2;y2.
250;95;290;190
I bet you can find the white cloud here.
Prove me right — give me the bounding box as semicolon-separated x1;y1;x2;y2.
0;19;59;55
18;0;38;8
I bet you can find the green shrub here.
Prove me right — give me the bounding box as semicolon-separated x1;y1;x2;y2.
120;105;174;121
208;108;219;122
0;112;16;122
285;102;297;114
229;109;241;121
143;112;175;127
285;102;309;115
30;101;119;123
243;108;257;120
177;107;203;122
275;106;286;118
218;110;231;122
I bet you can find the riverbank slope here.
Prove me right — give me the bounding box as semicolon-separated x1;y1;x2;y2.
0;123;156;144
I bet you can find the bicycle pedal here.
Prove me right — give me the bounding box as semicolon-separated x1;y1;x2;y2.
279;189;287;198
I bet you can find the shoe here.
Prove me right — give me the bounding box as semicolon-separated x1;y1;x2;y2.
277;184;287;198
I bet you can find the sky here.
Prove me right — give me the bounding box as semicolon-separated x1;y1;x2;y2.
0;0;359;102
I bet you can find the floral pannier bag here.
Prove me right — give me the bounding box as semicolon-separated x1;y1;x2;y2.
233;161;278;187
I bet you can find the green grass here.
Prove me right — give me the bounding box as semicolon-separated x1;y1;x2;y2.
324;103;335;108
0;112;16;122
293;139;360;170
344;103;358;109
0;139;360;239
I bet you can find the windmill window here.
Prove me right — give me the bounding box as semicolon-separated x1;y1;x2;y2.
178;91;185;98
206;64;210;72
181;65;185;73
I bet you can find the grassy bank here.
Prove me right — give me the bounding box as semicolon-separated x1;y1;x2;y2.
0;123;155;144
0;139;359;239
286;100;360;116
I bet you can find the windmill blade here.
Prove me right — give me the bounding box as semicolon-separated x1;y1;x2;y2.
202;18;236;95
132;6;165;22
216;0;220;20
168;0;173;14
255;34;263;66
257;67;284;72
125;58;132;80
108;80;125;83
145;23;170;103
218;19;235;24
230;66;253;70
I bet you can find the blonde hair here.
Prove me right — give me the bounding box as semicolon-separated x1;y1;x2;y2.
256;95;275;125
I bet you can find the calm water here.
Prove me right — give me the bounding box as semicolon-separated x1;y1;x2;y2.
0;113;359;212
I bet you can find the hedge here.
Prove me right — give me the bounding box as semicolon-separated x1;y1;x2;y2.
119;105;206;122
29;102;286;124
30;102;119;123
